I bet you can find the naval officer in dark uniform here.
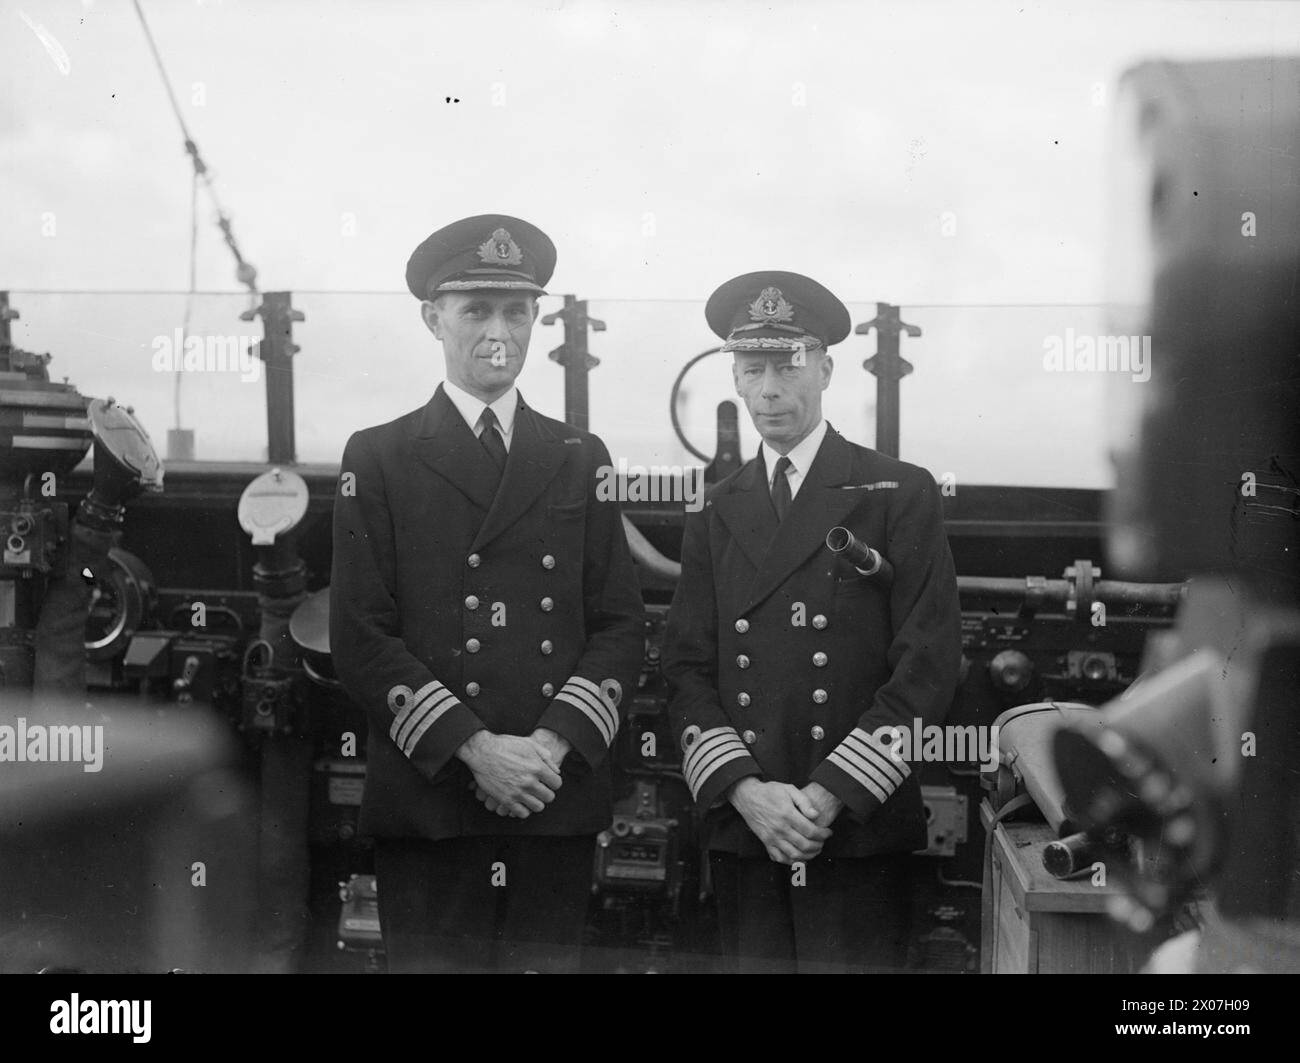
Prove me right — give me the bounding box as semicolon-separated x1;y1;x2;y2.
330;214;643;972
663;271;962;972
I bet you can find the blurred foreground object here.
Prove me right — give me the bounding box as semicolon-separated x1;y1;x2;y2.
1058;56;1300;973
1104;56;1300;592
0;691;257;972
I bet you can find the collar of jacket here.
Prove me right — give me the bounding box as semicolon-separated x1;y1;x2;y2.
712;425;865;613
410;384;572;552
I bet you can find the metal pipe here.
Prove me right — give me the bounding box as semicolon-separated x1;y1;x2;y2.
958;575;1184;607
622;515;680;581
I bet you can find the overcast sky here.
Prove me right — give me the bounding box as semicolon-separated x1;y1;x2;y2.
2;0;1297;483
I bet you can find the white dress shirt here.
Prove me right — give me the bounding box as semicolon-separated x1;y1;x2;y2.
442;379;519;450
760;418;828;501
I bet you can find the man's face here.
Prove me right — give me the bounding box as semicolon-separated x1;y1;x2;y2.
423;290;538;401
732;348;833;452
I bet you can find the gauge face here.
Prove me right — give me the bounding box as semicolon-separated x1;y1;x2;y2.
614;842;663;865
84;547;155;659
238;468;310;545
88;398;164;492
84;568;126;655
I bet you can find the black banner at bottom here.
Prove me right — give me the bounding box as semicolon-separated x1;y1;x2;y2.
0;972;1290;1050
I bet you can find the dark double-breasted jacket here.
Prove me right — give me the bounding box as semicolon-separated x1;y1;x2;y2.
663;425;963;858
330;385;644;842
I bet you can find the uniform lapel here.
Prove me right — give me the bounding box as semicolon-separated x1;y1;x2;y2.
742;427;864;612
410;385;500;513
712;458;778;571
470;399;569;552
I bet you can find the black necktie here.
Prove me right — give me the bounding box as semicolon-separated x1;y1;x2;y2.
479;407;507;472
770;455;793;522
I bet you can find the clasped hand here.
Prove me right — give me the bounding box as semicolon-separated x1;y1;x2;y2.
458;730;569;819
728;778;843;864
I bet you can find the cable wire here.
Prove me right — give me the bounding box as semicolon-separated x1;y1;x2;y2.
174;168;199;431
131;0;259;300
